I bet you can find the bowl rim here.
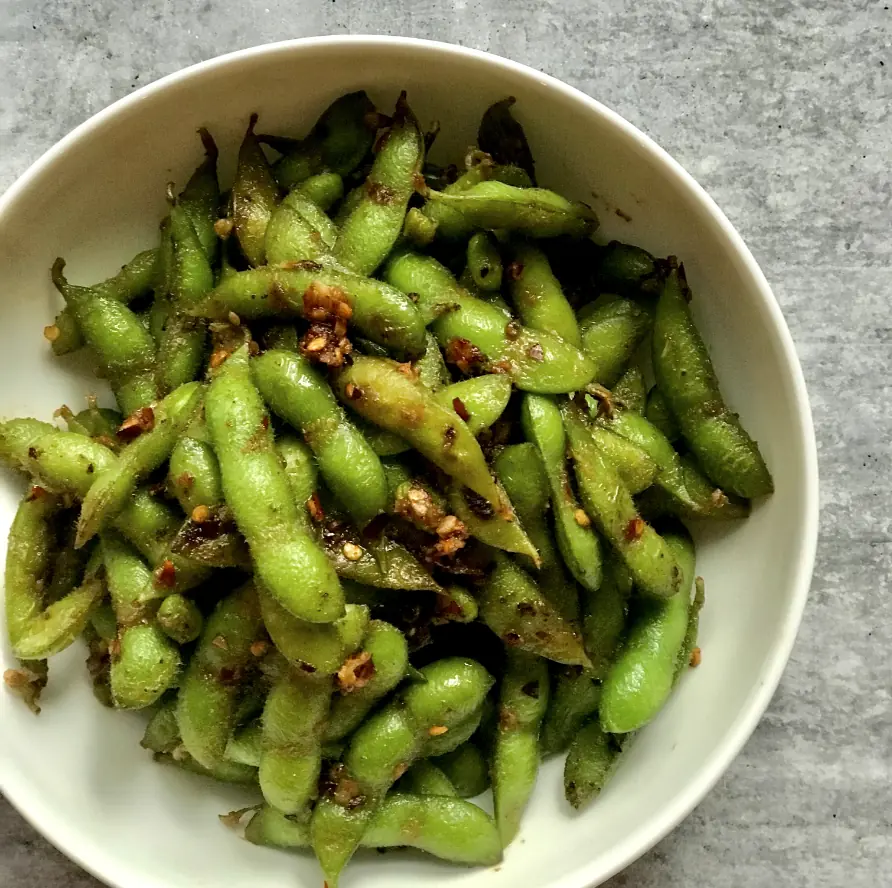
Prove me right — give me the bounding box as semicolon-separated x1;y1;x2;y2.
0;33;819;888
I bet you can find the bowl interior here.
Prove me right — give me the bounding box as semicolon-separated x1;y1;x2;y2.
0;37;816;888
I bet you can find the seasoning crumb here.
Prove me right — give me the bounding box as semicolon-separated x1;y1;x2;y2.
154;559;177;588
250;640;269;658
690;647;702;667
573;508;591;527
214;218;234;239
428;725;449;737
342;542;364;562
211;635;228;650
337;651;375;692
191;504;210;524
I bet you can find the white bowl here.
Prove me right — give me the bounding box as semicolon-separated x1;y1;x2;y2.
0;35;817;888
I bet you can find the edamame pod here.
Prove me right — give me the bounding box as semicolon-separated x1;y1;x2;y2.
248;795;502;866
265;91;377;190
492;650;549;845
47;247;159;357
600;528;696;733
230;114;280;266
193;263;426;359
422;180;596;238
76;382;204;547
562;400;681;599
252;349;387;526
264;190;339;265
466;231;503;292
645;386;679;441
613;364;647;414
414;331;451;391
520;394;602;593
333;93;424;275
674;576;705;684
260;667;331;815
178;128;220;260
652;265;773;497
433;375;512;435
259;591;368;674
384;251;597;393
579;296;652;388
310;657;493;885
276;435;317;530
205;346;343;623
101;530;180;708
5;488;103;660
62;402;122;438
480;555;589;666
508;242;581;347
324;619;408;742
563;718;623;809
595;240;663;298
334;356;506;514
52;259;159;414
176;582;264;769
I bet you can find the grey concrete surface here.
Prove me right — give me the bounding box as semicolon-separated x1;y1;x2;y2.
1;2;890;886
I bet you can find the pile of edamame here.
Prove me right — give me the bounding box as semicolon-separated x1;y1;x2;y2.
1;91;772;885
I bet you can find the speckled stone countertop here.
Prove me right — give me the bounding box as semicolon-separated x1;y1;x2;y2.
1;2;890;886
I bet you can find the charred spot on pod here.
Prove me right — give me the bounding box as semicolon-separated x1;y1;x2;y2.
504;321;521;341
117;406;155;441
464;488;495;520
516;601;536;617
443;425;457;449
366;179;396;205
503;631;522;646
521;680;541;698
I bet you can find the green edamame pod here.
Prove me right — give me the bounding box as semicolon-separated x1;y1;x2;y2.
177;582;264;769
586;425;658;495
433;742;489;797
674;576;705;684
5;488;103;660
600;528;696;733
414;331;450;391
225;719;263;767
508;242;581;347
264;190;339;265
52;259;159;415
0;421;116;498
595;240;663;298
167;436;223;514
157;593;203;644
433;375;512;435
62;402;122;438
423;179;596;239
334;356;506;514
579;296;652;388
101;530;180;708
193;263;426;359
155;204;212;394
492;650;549;846
613;364;647;413
230;115;280;266
141;700;180;753
265;91;377;190
540;665;602;755
333;93;424;275
333;184;364;227
466;231;503;292
252;349;387;526
447;483;539;561
260;590;368;674
324;619;409;743
480;555;589;666
248;795;502;866
645;386;679;442
296;172;345;211
76;382;204;547
260;667;330;815
45;529;92;604
493;443;578;622
652;265;773;497
563;718;623;809
520;394;602;593
153;749;257;784
276;435;317;529
403;206;439;246
311;657;493;885
47;248;160;356
398;760;458;797
206;346;343;623
383;252;597;393
581;551;632;679
178;128;220;260
562;400;680;600
423;706;484;757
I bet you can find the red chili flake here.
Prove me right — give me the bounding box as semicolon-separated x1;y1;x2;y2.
306;492;325;523
117;406;155;440
154;559;177;589
25;485;47;502
452;397;470;421
624;517;645;541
